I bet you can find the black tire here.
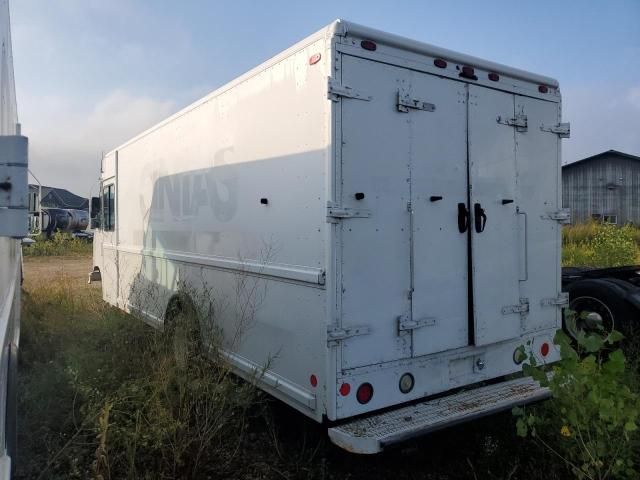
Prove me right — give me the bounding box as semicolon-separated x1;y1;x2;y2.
565;279;638;343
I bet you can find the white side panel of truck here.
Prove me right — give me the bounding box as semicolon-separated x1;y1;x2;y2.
0;237;20;477
106;34;332;420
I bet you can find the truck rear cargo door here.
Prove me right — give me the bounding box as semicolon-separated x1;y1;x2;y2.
337;58;554;366
514;95;563;333
410;74;469;356
338;56;413;369
338;58;471;368
468;85;521;345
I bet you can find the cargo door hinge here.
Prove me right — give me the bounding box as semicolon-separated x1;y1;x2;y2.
541;292;569;308
397;314;436;333
326;202;371;223
328;78;372;102
502;298;530;315
541;208;571;224
397;87;435;113
497;113;528;132
540;122;570;138
327;325;370;346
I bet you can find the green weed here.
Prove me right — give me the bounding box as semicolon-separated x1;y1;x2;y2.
22;232;92;257
514;324;640;480
562;223;640;267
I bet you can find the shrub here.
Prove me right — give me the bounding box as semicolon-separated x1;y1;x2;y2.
591;224;637;267
514;325;640;480
22;232;92;257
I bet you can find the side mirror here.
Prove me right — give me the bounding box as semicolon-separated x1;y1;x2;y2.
90;196;101;229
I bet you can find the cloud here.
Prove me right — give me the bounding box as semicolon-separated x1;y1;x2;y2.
23;90;176;197
628;86;640;109
562;84;640;164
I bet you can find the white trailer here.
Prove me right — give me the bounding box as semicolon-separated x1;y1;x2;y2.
92;20;570;453
0;0;25;474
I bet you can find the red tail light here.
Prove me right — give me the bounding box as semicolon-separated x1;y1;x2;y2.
339;383;351;396
540;342;550;357
356;383;374;404
488;72;500;82
538;85;549;93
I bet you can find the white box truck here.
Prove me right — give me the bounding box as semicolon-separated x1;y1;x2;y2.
92;20;570;453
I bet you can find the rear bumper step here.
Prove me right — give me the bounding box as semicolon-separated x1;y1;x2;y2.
328;375;550;454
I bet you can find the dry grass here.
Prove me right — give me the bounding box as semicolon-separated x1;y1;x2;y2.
18;257;263;479
18;256;584;479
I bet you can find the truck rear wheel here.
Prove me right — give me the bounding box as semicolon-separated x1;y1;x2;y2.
164;295;202;368
565;280;637;342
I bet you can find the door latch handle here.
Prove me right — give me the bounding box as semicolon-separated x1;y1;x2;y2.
501;199;514;205
457;203;469;233
474;203;487;233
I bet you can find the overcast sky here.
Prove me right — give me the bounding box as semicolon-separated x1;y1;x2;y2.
11;0;640;197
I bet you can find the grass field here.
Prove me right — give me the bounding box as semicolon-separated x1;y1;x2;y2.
562;222;640;267
21;232;93;257
18;243;639;479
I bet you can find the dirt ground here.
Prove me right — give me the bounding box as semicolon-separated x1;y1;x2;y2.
23;255;93;287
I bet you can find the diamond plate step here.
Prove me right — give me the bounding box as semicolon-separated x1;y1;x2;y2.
328;375;550;454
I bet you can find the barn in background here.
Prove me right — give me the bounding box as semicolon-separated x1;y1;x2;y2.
562;150;640;225
28;184;88;210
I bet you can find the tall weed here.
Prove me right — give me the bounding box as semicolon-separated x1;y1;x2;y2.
19;267;264;479
562;223;640;267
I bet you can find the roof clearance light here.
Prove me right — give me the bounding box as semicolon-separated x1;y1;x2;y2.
339;383;351;396
540;342;550;357
538;85;549;94
356;383;374;404
360;40;377;51
459;65;478;80
488;72;500;82
308;53;322;65
434;58;447;68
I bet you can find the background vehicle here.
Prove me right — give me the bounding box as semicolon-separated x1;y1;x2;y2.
92;20;570;454
562;266;640;341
